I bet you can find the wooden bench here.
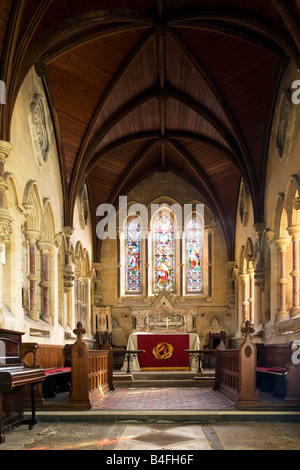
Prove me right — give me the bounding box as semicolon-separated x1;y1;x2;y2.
22;325;115;409
256;343;291;398
22;343;72;402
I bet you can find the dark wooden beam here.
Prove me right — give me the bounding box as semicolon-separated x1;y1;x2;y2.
0;0;26;140
66;29;155;225
167;6;299;66
108;140;160;206
272;0;300;55
167;26;258;197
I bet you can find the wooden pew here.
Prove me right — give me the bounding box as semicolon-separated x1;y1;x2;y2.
256;342;300;402
23;324;115;409
22;343;71;402
215;327;300;407
256;343;290;397
214;321;258;408
69;323;115;408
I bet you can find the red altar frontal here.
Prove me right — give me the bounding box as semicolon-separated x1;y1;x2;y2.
138;334;190;370
121;333;200;371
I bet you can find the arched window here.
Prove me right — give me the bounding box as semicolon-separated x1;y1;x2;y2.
154;214;174;291
126;219;141;292
121;201;211;299
186;218;202;292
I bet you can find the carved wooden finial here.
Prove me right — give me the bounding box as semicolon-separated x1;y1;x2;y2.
241;320;255;337
219;330;226;342
102;331;110;344
73;321;86;339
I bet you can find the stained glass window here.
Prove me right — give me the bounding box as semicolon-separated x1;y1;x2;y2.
154;214;174;290
187;218;202;291
126;220;141;292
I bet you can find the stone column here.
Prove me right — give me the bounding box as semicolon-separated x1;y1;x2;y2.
38;241;53;324
0;141;12;208
74;267;81;324
240;273;249;324
0;141;13;321
275;238;290;321
287;225;300;318
247;265;255;324
0;141;13;242
226;261;236;309
24;229;40;321
63;226;75;292
80;275;88;325
204;224;213;299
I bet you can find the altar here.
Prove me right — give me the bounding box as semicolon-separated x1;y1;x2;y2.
121;333;200;371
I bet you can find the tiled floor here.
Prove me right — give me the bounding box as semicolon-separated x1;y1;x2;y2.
94;387;234;410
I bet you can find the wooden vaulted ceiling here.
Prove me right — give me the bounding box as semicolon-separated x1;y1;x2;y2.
1;0;300;260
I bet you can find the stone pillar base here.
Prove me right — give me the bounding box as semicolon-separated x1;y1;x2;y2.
276;310;289;322
289;307;300;318
28;311;39;322
42;313;52;324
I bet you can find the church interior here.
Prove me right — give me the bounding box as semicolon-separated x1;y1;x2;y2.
1;0;300;450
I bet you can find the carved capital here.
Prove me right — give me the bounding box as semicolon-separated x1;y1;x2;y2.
265;229;276;244
53;231;63;247
0;218;13;244
275;237;290;251
24;229;41;243
37;240;54;253
287;225;300;239
0;140;13;161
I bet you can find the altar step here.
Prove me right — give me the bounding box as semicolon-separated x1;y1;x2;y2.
113;370;215;388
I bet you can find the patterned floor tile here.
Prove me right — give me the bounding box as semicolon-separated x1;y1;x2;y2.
94;387;233;410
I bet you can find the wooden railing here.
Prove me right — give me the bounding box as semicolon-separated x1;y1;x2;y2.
214;349;239;404
69;323;115;408
88;350;111;403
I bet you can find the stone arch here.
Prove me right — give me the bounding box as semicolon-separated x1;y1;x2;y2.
40;198;56;242
22;180;43;231
4;173;21;213
271;192;285;239
284;175;300;226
